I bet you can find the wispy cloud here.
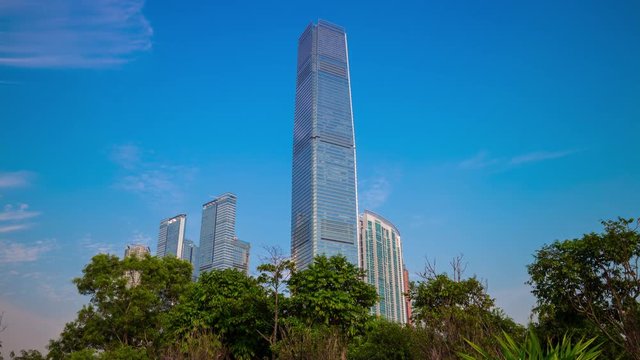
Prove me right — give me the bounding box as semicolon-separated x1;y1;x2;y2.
0;171;34;188
109;143;141;169
459;149;579;170
0;0;152;68
360;177;391;210
80;233;117;255
0;224;30;233
458;151;500;170
0;204;40;221
0;239;55;263
509;150;577;165
110;144;198;204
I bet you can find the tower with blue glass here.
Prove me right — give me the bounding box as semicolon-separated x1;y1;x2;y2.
291;20;359;269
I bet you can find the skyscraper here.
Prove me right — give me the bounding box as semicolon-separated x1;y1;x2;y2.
231;236;250;274
182;239;199;280
199;193;250;274
291;20;359;269
359;211;407;324
157;214;186;259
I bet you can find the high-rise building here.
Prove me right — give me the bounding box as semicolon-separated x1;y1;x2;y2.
124;244;150;287
199;193;250;274
124;244;150;259
157;214;186;259
231;237;251;274
359;211;407;324
291;20;359;269
182;239;199;280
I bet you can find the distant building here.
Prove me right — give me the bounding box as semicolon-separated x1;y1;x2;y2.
403;266;412;325
124;244;150;258
124;244;150;287
199;193;250;274
157;214;187;258
231;237;250;274
290;20;359;269
359;210;407;324
182;239;199;280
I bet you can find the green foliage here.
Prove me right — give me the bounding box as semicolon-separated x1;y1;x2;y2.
411;262;525;358
257;247;295;348
348;319;414;360
273;323;346;360
162;329;227;360
287;255;378;338
528;217;640;359
47;254;192;358
459;329;602;360
168;268;270;360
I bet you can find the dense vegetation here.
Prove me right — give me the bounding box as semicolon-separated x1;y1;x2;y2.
0;217;637;359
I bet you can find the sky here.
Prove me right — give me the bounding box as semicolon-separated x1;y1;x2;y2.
1;0;639;353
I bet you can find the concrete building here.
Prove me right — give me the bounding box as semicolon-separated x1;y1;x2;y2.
359;210;407;323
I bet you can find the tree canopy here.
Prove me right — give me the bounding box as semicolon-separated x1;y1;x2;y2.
528;217;640;359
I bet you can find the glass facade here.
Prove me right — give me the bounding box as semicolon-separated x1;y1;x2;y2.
359;211;407;324
157;214;186;259
291;20;359;269
182;239;199;280
199;193;250;274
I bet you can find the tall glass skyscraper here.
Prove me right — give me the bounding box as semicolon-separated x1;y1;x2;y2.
182;239;199;280
291;20;359;269
199;193;250;274
359;211;407;324
157;214;186;259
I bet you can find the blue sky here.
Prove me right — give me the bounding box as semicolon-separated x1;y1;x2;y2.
1;0;639;353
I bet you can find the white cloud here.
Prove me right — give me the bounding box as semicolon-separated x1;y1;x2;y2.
110;144;198;204
0;0;152;68
459;149;578;170
360;177;391;210
0;224;30;233
0;203;41;221
0;171;34;188
509;150;577;165
80;233;117;255
458;151;500;170
0;240;55;263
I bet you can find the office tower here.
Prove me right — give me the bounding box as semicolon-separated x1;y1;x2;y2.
231;237;251;274
291;20;359;269
157;214;186;258
359;211;407;323
182;239;199;280
124;244;150;259
199;193;249;274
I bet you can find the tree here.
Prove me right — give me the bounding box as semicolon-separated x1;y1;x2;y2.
168;268;271;360
47;254;192;358
287;255;377;338
8;350;45;360
256;246;295;352
348;319;414;360
411;256;524;358
528;217;640;359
